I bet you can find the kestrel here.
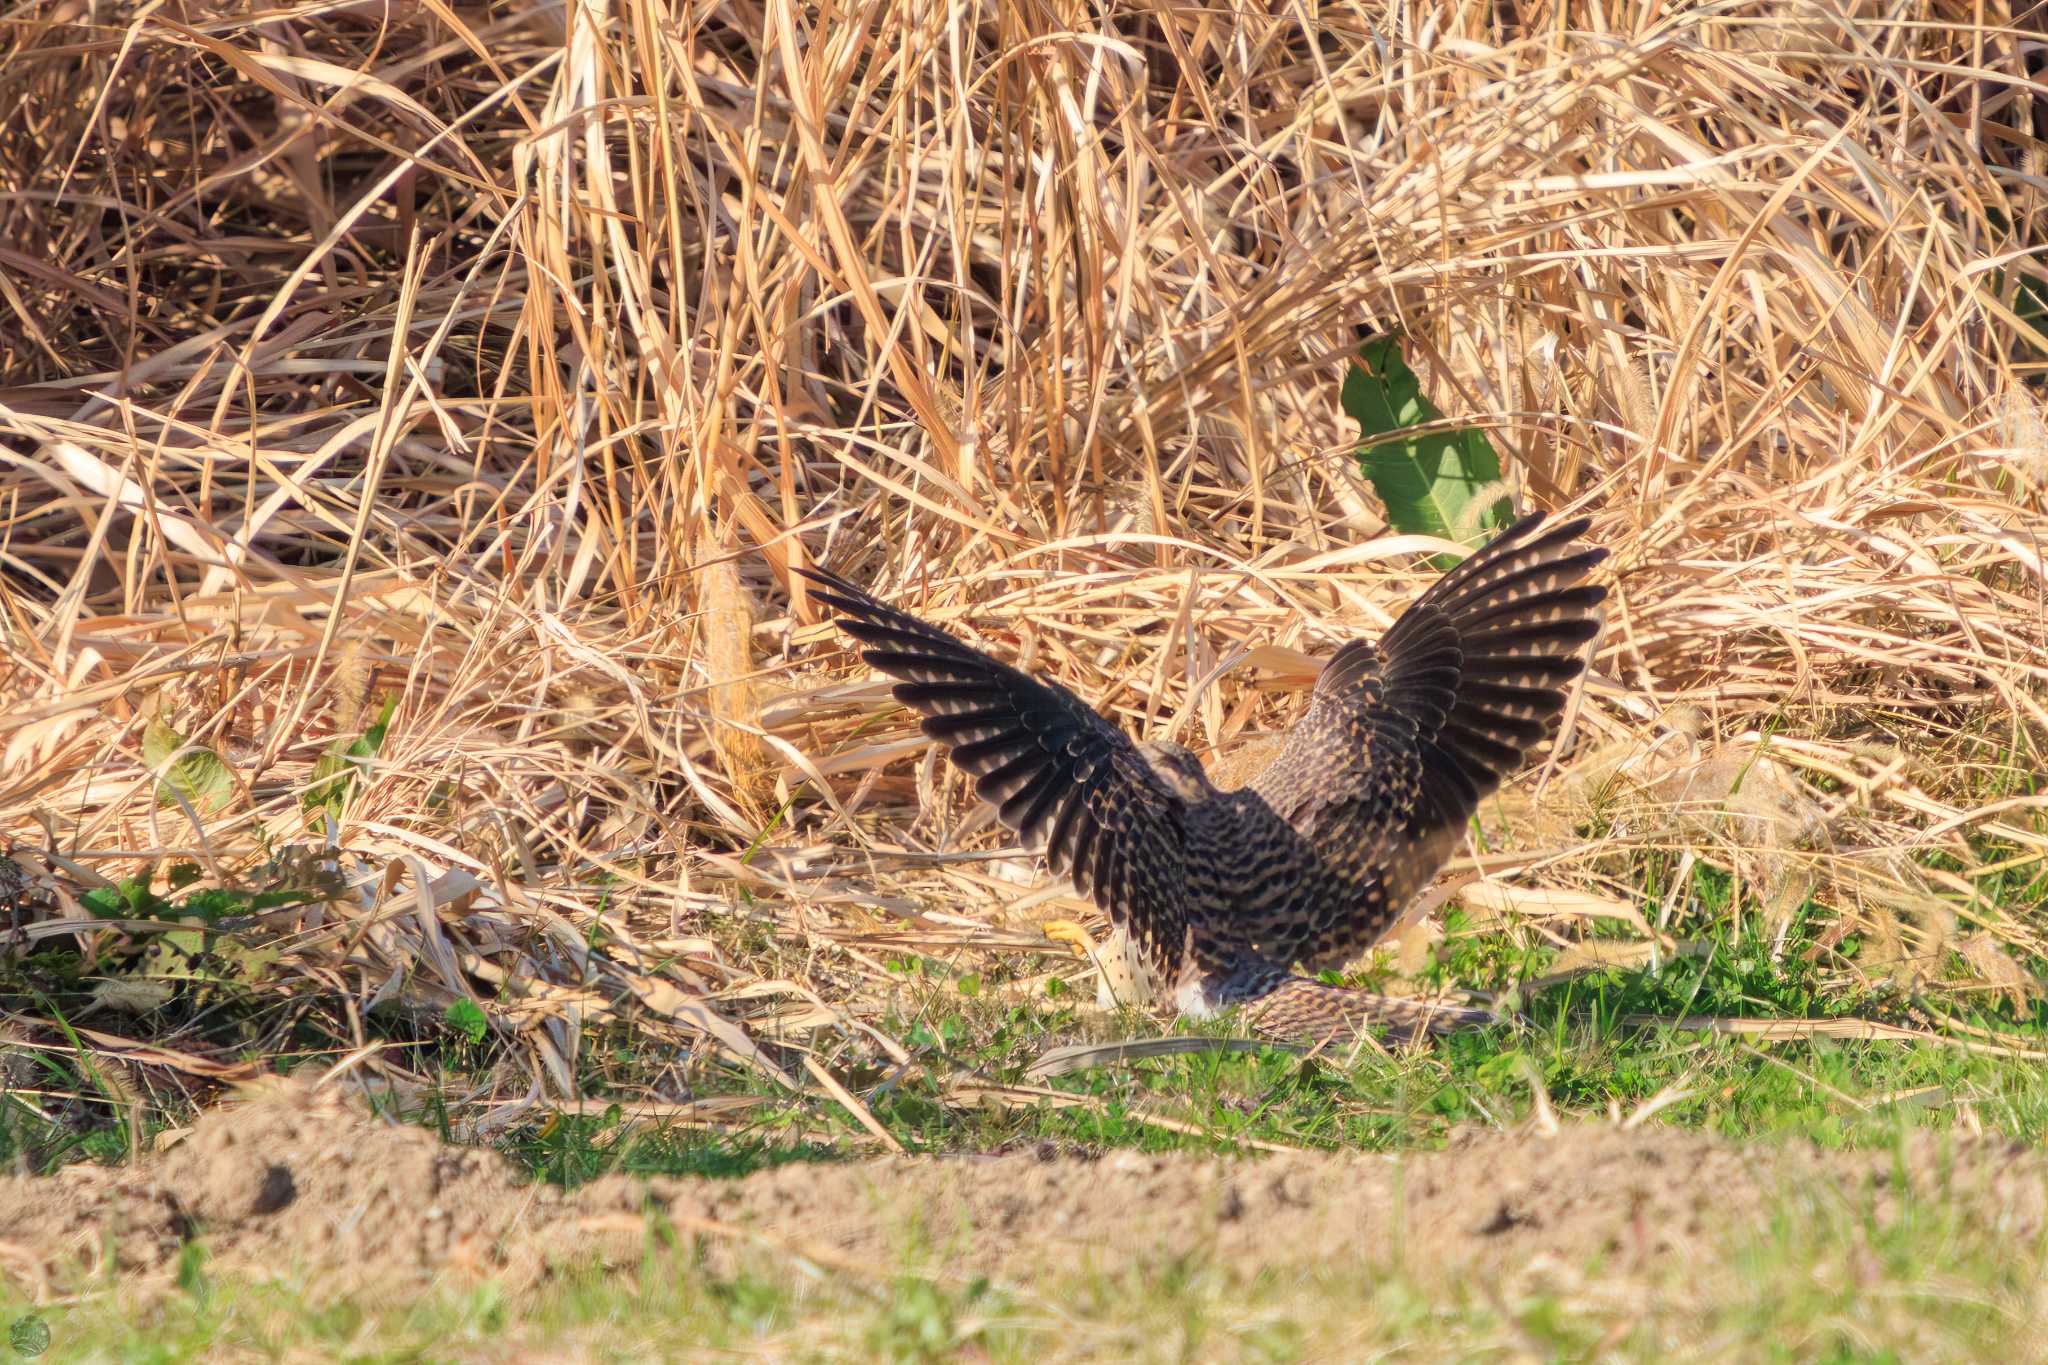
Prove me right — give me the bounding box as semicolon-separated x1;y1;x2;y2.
799;512;1607;1043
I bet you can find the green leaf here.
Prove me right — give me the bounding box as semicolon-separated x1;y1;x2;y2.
83;874;164;919
141;925;208;977
303;695;398;822
1343;335;1512;565
142;717;238;816
361;693;398;749
445;997;488;1045
176;888;244;921
176;886;294;921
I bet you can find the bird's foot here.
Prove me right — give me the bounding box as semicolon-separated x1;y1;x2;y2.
1044;919;1155;1011
1041;918;1097;959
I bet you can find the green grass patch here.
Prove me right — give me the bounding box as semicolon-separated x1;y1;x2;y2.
13;874;2048;1187
437;898;2048;1185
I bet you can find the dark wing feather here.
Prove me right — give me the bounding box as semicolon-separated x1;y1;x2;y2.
1241;513;1607;973
797;567;1189;964
1290;511;1607;835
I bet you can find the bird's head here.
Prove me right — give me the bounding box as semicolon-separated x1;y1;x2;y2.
1137;739;1214;802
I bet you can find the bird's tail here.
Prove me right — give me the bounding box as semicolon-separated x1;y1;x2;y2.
1366;512;1608;799
1244;973;1498;1044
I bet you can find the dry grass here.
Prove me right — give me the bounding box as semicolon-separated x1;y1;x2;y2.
2;0;2046;1122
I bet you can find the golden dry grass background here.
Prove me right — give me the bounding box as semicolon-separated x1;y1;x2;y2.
3;0;2047;1112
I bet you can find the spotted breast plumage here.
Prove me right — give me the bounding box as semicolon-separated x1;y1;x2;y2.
798;512;1608;1043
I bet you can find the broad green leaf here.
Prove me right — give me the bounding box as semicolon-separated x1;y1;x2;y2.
142;718;238;815
445;997;488;1044
1343;335;1512;566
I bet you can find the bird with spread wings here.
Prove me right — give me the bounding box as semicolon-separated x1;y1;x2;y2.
798;512;1607;1043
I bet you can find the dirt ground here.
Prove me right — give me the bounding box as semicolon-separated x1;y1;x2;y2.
7;1080;2048;1304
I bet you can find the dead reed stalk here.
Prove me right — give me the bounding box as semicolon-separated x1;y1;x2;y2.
0;0;2043;1114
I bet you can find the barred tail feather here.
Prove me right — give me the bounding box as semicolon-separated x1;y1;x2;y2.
1245;974;1498;1043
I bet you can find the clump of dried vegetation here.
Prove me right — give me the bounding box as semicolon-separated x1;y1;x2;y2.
1;0;2044;1132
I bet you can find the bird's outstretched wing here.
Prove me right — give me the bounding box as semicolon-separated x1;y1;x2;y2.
797;567;1190;969
1301;511;1607;832
1245;512;1607;971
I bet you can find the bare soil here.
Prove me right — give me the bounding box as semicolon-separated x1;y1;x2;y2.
7;1080;2047;1302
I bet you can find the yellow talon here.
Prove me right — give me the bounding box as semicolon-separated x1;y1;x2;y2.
1041;918;1098;959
